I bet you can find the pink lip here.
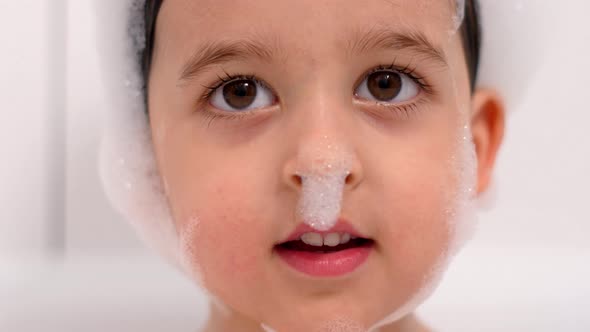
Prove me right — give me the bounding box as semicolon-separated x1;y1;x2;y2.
275;220;373;277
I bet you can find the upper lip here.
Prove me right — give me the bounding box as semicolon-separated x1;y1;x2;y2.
278;219;368;244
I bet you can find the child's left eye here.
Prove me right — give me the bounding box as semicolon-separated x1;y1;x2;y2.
354;70;419;104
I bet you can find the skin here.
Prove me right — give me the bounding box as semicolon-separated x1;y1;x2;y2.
146;0;505;331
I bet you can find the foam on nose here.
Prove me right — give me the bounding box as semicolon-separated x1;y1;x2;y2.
296;138;352;231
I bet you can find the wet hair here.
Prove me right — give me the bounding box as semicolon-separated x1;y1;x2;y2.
141;0;481;96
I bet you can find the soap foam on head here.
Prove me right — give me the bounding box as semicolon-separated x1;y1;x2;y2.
96;0;182;269
296;137;352;231
453;0;467;31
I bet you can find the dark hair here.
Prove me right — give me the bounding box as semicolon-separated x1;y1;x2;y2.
141;0;481;95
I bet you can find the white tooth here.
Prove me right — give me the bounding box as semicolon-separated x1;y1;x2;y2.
340;233;351;244
301;233;323;247
324;233;340;247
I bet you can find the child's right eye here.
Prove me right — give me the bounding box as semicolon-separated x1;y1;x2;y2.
207;76;276;112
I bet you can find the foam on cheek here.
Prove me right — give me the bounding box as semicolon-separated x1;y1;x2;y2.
178;214;236;319
368;124;478;331
178;214;204;285
296;139;352;231
446;125;478;255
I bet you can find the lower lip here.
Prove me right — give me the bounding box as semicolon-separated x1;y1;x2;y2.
275;245;372;277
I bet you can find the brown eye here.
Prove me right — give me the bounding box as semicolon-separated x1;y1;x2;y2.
222;80;257;109
367;71;402;101
211;78;275;112
355;70;419;103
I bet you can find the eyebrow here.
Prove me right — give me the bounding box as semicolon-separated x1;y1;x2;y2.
178;27;447;84
178;38;279;83
346;26;448;66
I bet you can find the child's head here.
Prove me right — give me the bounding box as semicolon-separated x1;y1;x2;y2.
128;0;504;330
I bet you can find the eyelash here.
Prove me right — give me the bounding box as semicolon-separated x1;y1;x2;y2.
197;62;433;124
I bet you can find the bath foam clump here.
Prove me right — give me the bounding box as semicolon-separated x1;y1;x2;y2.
95;0;182;269
296;139;353;231
445;124;479;256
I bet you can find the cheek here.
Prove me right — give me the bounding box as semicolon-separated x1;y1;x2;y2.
374;132;467;284
173;176;273;299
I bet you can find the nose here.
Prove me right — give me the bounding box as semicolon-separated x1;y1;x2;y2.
287;165;361;189
279;84;365;194
283;143;364;192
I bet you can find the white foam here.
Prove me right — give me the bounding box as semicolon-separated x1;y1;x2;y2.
477;0;546;110
453;0;467;31
260;323;277;332
178;214;204;285
95;0;181;269
296;138;352;231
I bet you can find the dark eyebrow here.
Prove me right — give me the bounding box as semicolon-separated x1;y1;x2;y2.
178;39;279;84
347;26;448;67
178;27;447;84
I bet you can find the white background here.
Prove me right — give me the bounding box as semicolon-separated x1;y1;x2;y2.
1;1;589;331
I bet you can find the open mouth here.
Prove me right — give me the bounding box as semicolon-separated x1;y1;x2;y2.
277;233;374;253
274;223;374;277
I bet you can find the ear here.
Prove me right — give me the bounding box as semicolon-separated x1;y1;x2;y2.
470;88;506;195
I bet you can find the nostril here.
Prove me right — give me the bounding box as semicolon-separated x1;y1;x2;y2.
344;171;354;185
291;174;302;187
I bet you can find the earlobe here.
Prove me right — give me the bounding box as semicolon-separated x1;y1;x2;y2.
470;88;506;195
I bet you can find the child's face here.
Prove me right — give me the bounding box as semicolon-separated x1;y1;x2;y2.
147;0;502;330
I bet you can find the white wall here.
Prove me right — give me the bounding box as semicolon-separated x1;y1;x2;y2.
0;0;66;260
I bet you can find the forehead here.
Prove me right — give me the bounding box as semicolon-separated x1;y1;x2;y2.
156;0;458;51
